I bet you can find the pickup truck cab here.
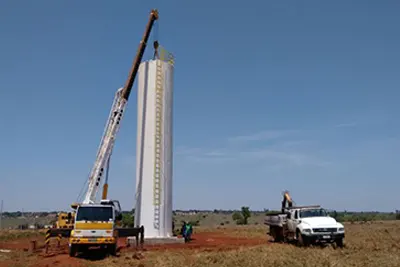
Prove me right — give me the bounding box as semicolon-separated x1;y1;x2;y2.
265;205;345;247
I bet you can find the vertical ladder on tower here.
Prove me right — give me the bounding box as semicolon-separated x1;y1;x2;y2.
153;59;164;230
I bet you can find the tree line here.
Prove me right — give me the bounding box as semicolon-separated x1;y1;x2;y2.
2;209;400;223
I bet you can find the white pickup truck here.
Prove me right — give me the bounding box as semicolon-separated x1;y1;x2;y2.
265;205;345;247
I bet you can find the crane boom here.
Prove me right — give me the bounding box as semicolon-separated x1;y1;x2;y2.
82;9;159;204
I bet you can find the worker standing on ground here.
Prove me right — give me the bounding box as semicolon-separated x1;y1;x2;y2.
180;221;186;236
181;221;193;243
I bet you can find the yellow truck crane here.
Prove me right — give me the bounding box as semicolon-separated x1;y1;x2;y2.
55;212;75;228
47;9;159;257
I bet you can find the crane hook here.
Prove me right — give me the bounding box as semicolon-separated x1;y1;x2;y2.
153;41;159;59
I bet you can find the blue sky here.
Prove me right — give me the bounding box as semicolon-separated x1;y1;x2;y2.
1;0;399;212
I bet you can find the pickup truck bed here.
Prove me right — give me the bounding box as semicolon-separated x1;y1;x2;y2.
264;213;287;227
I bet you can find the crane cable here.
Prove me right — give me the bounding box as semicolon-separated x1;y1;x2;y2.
76;171;90;203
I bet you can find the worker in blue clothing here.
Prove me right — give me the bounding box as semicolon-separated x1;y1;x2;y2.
180;221;186;236
180;221;193;243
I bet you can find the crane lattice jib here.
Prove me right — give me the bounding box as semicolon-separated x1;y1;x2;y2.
83;88;125;204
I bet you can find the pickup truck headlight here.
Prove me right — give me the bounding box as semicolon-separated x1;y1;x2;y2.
302;229;312;234
338;227;345;232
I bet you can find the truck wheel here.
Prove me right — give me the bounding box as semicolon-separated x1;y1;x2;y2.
69;245;77;257
108;244;117;256
275;234;283;243
297;231;309;247
270;226;283;242
335;238;344;248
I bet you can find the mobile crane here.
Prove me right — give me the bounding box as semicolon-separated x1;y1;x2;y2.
49;9;159;257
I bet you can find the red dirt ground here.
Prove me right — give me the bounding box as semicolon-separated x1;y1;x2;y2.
0;237;39;251
0;232;268;267
121;232;268;252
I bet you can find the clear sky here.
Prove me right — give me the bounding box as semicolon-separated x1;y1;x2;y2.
1;0;399;212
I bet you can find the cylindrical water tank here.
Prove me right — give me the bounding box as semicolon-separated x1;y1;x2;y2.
134;59;174;238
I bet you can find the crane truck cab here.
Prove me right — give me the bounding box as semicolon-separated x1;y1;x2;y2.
68;200;123;257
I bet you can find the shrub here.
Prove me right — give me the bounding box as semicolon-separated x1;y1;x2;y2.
232;206;251;225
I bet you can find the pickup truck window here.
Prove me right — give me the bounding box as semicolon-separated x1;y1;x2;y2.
299;208;327;218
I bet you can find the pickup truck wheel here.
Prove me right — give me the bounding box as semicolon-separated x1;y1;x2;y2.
296;231;303;246
335;238;344;248
296;231;309;247
270;226;283;242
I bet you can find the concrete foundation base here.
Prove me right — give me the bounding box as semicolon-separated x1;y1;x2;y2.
127;236;185;245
